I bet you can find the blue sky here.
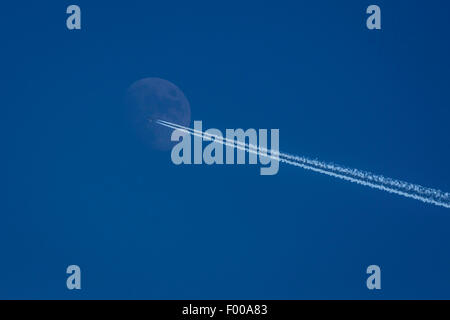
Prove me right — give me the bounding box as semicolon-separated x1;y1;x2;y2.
2;1;450;299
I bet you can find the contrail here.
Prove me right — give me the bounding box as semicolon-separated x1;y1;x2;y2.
156;119;450;209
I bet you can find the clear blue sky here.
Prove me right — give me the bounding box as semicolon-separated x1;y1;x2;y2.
2;0;450;299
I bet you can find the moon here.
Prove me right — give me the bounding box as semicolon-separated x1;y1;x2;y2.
126;78;191;150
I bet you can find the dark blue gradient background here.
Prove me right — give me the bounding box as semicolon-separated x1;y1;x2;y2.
2;1;450;299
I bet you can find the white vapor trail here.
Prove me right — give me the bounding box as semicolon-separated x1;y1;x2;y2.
156;119;450;209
